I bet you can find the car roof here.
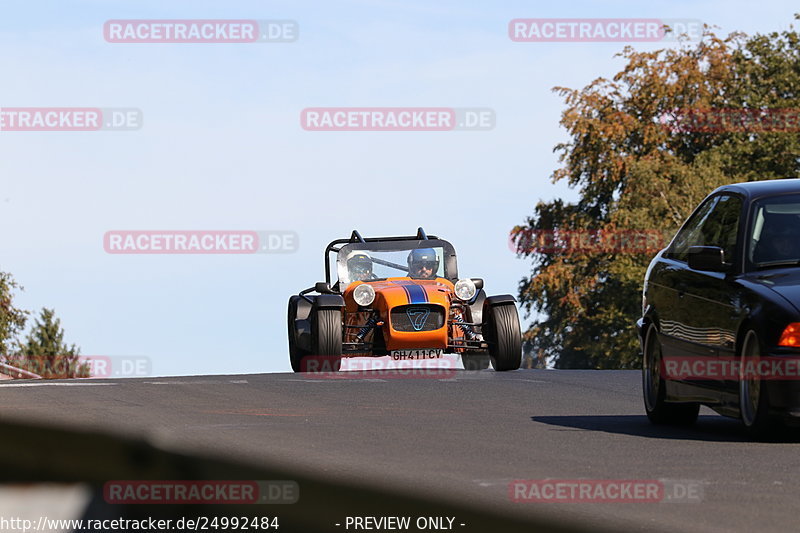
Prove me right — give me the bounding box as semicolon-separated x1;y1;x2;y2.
714;178;800;201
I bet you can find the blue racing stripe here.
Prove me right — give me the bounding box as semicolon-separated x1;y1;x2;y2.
404;284;427;304
391;280;429;304
399;284;413;303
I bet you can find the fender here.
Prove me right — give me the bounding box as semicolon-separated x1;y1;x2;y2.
466;289;487;325
289;295;315;352
638;305;659;349
483;294;517;313
313;294;345;309
293;295;314;321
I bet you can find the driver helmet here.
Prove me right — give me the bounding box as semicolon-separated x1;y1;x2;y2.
407;248;439;279
346;250;373;281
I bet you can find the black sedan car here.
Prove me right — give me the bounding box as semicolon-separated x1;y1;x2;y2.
639;179;800;436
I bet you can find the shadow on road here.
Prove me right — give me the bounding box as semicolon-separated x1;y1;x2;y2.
532;415;800;443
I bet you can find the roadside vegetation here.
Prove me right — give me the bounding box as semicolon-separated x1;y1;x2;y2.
0;273;87;378
515;17;800;369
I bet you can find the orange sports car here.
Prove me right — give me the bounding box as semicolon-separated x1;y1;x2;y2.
287;228;521;372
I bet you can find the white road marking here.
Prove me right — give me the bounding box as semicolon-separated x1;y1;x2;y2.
0;378;252;387
140;380;251;385
0;382;117;387
285;378;388;383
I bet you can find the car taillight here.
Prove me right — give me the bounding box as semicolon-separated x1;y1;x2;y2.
778;323;800;347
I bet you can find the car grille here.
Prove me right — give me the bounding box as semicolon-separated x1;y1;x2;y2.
390;305;445;332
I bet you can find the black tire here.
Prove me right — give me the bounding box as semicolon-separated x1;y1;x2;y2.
461;354;490;370
307;308;343;372
642;323;699;425
287;297;305;373
739;329;778;438
484;304;521;371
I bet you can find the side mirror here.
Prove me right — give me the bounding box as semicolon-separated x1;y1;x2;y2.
315;282;334;294
471;278;484;290
687;246;729;272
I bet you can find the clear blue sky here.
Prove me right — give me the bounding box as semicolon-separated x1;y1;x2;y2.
0;1;797;375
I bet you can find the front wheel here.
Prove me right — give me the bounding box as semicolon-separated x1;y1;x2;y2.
739;329;776;438
306;308;343;372
642;323;699;425
287;297;306;373
484;304;521;371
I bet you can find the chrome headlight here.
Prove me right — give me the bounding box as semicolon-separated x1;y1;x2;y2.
353;283;376;307
454;278;477;301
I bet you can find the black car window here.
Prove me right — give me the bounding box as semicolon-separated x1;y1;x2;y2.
669;194;742;262
748;194;800;268
667;196;718;261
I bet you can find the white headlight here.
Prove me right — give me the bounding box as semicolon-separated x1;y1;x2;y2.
454;278;477;301
353;283;376;307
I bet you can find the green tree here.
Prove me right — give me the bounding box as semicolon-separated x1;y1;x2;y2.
0;272;28;359
8;308;89;378
513;20;800;369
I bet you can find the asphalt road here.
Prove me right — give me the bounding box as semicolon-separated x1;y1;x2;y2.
1;367;799;532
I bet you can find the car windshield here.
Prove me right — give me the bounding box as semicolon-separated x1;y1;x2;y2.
335;240;455;286
748;194;800;269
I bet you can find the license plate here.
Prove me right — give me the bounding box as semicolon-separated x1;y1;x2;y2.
390;349;444;360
